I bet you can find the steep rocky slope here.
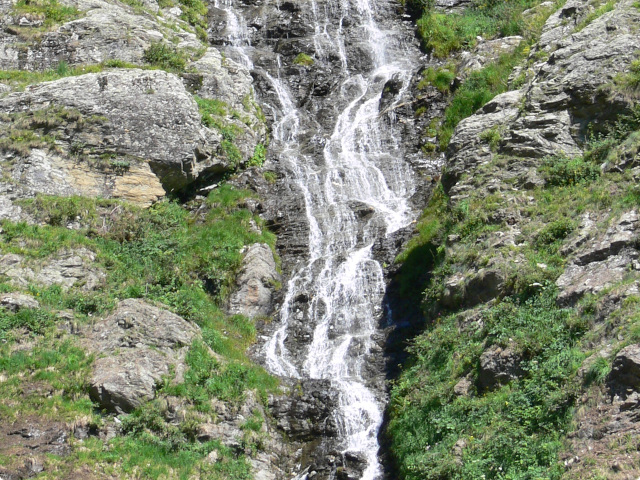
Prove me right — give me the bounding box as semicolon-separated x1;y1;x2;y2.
387;0;640;478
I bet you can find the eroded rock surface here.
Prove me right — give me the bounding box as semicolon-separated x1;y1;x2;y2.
85;299;199;413
229;243;281;318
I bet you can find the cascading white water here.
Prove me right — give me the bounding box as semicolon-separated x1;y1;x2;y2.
215;0;419;477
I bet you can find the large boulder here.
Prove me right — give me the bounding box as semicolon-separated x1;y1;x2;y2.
86;299;200;413
0;69;229;196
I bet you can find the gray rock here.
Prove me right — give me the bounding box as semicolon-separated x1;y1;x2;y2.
0;248;105;291
86;299;199;413
609;344;640;391
0;69;227;194
0;0;199;71
229;243;281;318
0;293;40;312
478;345;523;391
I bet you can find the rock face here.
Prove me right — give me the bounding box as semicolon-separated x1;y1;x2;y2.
229;243;281;318
556;211;640;306
0;0;200;71
609;344;640;393
443;0;640;193
0;69;223;194
86;299;199;413
0;248;105;291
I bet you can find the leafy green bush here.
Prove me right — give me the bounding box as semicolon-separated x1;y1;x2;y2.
539;155;600;187
248;143;267;167
143;43;187;71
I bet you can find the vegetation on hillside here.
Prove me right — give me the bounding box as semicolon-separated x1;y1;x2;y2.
0;186;278;478
389;53;640;476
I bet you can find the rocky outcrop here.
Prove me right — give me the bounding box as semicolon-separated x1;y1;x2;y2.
443;0;640;194
0;292;39;312
0;0;200;71
557;211;640;306
85;299;199;413
229;243;281;318
0;248;105;291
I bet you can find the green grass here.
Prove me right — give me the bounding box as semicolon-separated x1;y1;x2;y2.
0;184;279;478
12;0;80;28
574;0;617;32
293;53;314;66
388;287;584;480
437;48;525;149
143;42;188;71
413;0;558;58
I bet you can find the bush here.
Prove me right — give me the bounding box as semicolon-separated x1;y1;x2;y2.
143;43;187;71
293;53;314;66
539;155;600;187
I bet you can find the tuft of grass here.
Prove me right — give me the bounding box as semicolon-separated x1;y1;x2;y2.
293;53;314;66
574;0;617;32
417;66;456;94
12;0;80;28
143;43;188;71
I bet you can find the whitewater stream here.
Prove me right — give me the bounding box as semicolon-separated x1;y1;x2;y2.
215;0;421;477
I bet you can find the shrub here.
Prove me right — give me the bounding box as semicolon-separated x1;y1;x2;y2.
417;66;456;94
143;43;187;71
539;155;600;187
293;53;314;66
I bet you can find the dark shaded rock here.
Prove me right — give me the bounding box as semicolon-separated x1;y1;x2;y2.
478;345;523;391
609;344;640;391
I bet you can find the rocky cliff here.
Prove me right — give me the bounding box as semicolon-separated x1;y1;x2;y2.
387;0;640;478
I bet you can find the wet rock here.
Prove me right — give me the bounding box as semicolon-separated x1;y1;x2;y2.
0;293;39;312
478;345;523;391
229;243;281;318
268;379;339;441
85;299;199;413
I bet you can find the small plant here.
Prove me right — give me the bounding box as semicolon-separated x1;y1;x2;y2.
417;66;456;94
143;42;187;71
539;155;600;187
479;126;502;151
574;0;617;32
293;53;314;66
248;143;266;167
583;356;611;386
12;0;80;27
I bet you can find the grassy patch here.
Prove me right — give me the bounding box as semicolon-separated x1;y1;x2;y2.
12;0;80;28
438;48;525;149
388;287;584;480
293;53;314;66
143;42;189;71
574;0;617;32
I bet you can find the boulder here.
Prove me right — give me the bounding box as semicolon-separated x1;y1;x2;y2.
477;345;523;391
0;69;228;195
229;243;281;318
608;344;640;391
86;299;199;413
0;293;39;312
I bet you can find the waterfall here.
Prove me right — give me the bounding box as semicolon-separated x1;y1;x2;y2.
214;0;421;477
